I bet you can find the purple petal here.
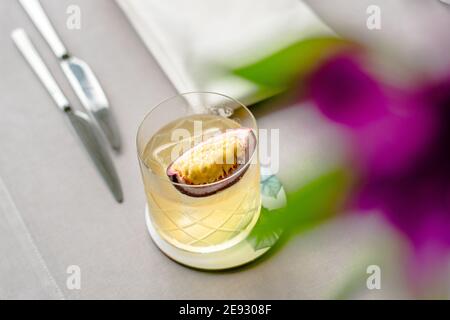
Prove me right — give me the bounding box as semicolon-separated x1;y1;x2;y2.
353;99;437;177
308;55;389;127
309;54;450;255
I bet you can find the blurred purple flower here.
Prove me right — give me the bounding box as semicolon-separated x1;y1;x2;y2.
308;54;450;257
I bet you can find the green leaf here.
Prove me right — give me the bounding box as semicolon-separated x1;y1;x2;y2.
247;168;352;251
247;207;284;250
281;169;352;232
233;37;354;90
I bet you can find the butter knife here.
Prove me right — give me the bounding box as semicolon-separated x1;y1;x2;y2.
18;0;122;151
12;29;124;203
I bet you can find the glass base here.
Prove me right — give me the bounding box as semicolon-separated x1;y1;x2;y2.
144;167;286;270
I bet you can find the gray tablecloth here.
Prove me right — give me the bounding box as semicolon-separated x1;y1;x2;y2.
2;0;448;299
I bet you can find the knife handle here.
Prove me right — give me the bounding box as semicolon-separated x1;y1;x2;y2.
12;29;70;110
18;0;68;59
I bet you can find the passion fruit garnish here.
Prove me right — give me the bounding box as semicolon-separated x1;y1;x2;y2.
167;128;257;197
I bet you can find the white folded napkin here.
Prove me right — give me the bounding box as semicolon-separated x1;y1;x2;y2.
116;0;333;104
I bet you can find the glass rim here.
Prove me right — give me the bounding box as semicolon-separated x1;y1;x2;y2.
136;91;259;189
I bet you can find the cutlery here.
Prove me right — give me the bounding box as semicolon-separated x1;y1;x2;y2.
18;0;122;151
12;29;124;203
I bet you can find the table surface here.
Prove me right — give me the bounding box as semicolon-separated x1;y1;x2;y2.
2;0;448;299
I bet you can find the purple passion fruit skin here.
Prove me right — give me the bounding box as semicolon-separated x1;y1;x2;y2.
167;128;257;197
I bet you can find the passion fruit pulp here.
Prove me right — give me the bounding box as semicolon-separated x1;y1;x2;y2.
167;128;257;197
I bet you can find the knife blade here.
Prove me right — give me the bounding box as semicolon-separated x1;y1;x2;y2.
60;57;122;151
18;0;121;151
65;109;123;203
12;29;123;203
